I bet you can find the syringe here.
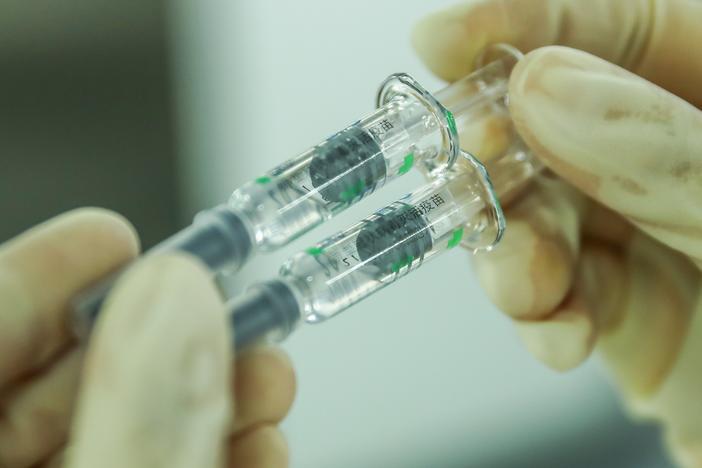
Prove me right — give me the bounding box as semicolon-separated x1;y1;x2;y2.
72;47;523;331
228;143;542;350
223;48;520;257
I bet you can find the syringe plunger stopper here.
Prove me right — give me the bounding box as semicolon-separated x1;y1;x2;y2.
229;280;301;351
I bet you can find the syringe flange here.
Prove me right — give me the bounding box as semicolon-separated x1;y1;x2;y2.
375;73;461;177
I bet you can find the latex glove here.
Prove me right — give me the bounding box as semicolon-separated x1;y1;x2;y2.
0;209;295;468
413;0;702;466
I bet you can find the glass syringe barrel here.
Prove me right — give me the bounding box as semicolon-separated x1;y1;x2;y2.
228;144;539;350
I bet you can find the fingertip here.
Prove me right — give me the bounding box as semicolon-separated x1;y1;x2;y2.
73;253;232;468
109;253;219;309
516;303;596;372
93;254;229;372
228;425;288;468
59;207;141;261
508;46;590;120
90;254;228;381
520;44;618;89
143;253;217;296
0;208;141;384
473;217;574;320
508;46;656;199
232;346;296;433
473;222;539;318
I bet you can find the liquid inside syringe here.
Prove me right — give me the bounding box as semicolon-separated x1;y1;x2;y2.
71;49;523;338
284;175;484;323
239;52;519;257
234;96;446;251
227;142;542;349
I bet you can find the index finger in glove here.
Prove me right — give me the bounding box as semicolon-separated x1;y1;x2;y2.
0;208;138;389
473;176;586;321
67;255;231;468
509;46;702;261
412;0;702;107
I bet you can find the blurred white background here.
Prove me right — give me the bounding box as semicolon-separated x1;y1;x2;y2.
169;1;671;467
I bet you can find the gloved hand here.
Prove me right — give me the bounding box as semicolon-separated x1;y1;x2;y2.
0;209;295;468
413;0;702;466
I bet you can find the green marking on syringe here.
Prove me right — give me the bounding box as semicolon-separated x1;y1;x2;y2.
398;153;414;175
255;176;272;184
339;180;365;202
306;246;324;256
447;228;464;249
390;254;414;273
445;110;457;135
